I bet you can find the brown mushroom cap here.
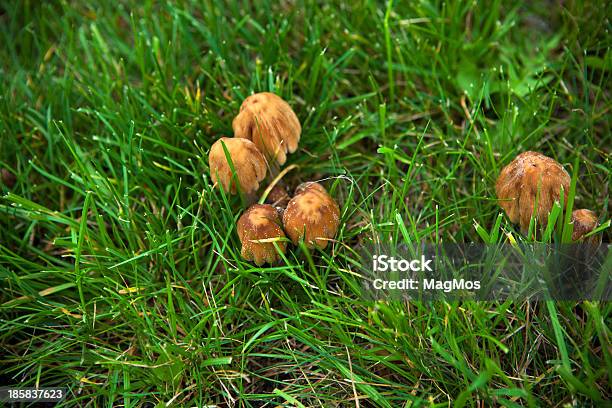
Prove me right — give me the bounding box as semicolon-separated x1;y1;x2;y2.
294;181;327;196
571;209;600;243
265;184;291;208
232;92;301;166
495;151;570;232
208;137;267;195
237;204;287;265
282;182;340;249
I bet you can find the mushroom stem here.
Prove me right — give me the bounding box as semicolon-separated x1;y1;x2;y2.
259;164;299;204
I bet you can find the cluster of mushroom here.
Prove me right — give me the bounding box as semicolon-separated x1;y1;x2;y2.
208;92;341;265
208;92;300;195
495;151;600;243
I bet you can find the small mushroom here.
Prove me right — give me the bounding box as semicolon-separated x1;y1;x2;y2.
571;209;600;244
237;204;287;265
208;137;267;195
265;184;291;208
495;151;570;233
283;182;340;249
232;92;301;166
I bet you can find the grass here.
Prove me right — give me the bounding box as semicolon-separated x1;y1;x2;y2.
0;0;610;406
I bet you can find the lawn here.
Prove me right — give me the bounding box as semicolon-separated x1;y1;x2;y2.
1;0;610;406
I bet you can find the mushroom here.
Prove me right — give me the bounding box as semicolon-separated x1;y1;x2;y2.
294;181;328;196
237;204;287;265
208;137;267;195
495;151;570;233
232;92;301;166
571;209;600;244
265;184;291;208
282;182;340;249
